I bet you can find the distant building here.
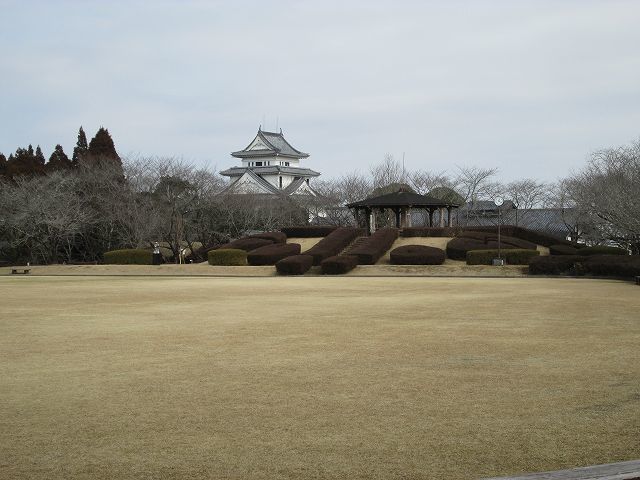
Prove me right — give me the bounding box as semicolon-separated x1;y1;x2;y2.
220;128;320;196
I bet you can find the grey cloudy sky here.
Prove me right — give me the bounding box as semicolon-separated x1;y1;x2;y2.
2;0;640;182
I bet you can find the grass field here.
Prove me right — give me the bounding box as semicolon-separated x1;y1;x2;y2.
1;276;639;479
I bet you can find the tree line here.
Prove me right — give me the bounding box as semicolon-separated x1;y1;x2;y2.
1;131;638;265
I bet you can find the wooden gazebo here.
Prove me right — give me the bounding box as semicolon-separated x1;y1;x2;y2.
347;189;460;234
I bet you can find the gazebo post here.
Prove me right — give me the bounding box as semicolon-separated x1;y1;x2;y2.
428;208;434;227
394;207;401;228
447;206;453;227
364;208;371;235
439;207;445;227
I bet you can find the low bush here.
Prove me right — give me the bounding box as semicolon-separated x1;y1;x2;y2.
461;231;537;250
528;255;586;275
579;245;628;256
305;227;365;265
217;237;274;252
460;225;575;247
103;249;152;265
348;228;399;265
389;245;446;265
401;227;458;237
466;249;539;265
446;237;491;260
582;254;640;278
250;231;287;244
549;244;578;255
247;243;301;266
208;248;247;266
321;255;358;275
280;226;337;238
275;254;314;275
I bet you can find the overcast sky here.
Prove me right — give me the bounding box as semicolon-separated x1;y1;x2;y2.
2;0;640;182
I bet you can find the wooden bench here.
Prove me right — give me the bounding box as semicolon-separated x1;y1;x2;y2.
480;459;640;480
11;268;31;275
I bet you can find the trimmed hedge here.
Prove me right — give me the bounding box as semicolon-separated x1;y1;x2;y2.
529;254;639;278
579;245;628;256
250;231;287;244
549;244;579;256
218;237;274;252
401;227;458;238
461;231;538;250
247;243;301;266
305;227;365;265
275;254;314;275
208;248;247;266
528;255;586;275
349;227;399;265
459;225;576;247
446;237;491;260
466;249;539;265
280;226;337;238
390;245;446;265
321;255;358;275
584;255;640;277
103;249;152;265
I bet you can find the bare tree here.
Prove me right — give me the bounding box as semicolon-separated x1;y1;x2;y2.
409;170;452;195
370;154;405;189
453;166;499;225
505;178;549;226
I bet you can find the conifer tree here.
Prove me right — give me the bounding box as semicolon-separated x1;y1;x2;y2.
88;127;120;162
6;145;44;176
35;145;46;165
0;152;6;176
72;126;89;166
46;144;72;171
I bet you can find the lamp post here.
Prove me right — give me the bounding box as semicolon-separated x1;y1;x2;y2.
493;196;504;266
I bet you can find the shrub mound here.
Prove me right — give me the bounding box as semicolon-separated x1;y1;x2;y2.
446;237;492;260
349;228;399;265
401;227;457;238
528;255;586;275
247;243;301;266
280;226;337;238
208;248;247;266
460;225;574;247
305;227;365;265
321;255;358;275
103;249;152;265
446;233;535;260
549;244;579;256
250;231;287;244
389;245;446;265
275;254;314;275
466;249;539;265
583;255;640;277
219;237;273;252
579;245;628;256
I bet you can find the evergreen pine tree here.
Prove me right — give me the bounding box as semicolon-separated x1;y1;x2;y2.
35;145;46;165
46;144;72;171
88;127;121;162
0;153;6;177
6;145;44;176
72;126;89;166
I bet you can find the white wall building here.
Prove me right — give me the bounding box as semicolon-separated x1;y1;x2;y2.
220;128;320;196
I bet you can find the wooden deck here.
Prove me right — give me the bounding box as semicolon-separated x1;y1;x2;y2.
481;459;640;480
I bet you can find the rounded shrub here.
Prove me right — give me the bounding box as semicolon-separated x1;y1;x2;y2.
305;227;365;265
348;227;399;265
528;255;585;275
549;244;579;255
218;237;273;252
390;245;445;265
103;249;152;265
208;249;247;266
247;243;301;266
579;245;628;256
321;255;358;275
275;254;314;275
583;255;640;278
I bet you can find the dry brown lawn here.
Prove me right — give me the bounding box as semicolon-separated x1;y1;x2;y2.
1;276;639;480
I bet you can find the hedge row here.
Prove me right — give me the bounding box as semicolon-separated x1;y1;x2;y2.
218;237;274;252
466;249;539;265
305;227;365;265
208;249;247;266
103;249;153;265
280;226;337;238
579;245;628;256
349;228;399;265
250;231;287;244
247;243;301;266
529;254;639;277
401;227;458;238
275;254;314;275
320;255;358;275
549;244;579;256
389;245;446;265
460;225;575;247
462;231;538;250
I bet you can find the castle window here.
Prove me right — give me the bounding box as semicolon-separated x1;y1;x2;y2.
279;176;283;189
255;162;262;167
285;162;290;166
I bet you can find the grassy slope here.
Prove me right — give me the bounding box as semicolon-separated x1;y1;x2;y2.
1;276;639;480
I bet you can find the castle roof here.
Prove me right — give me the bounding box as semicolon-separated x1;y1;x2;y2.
232;129;309;159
